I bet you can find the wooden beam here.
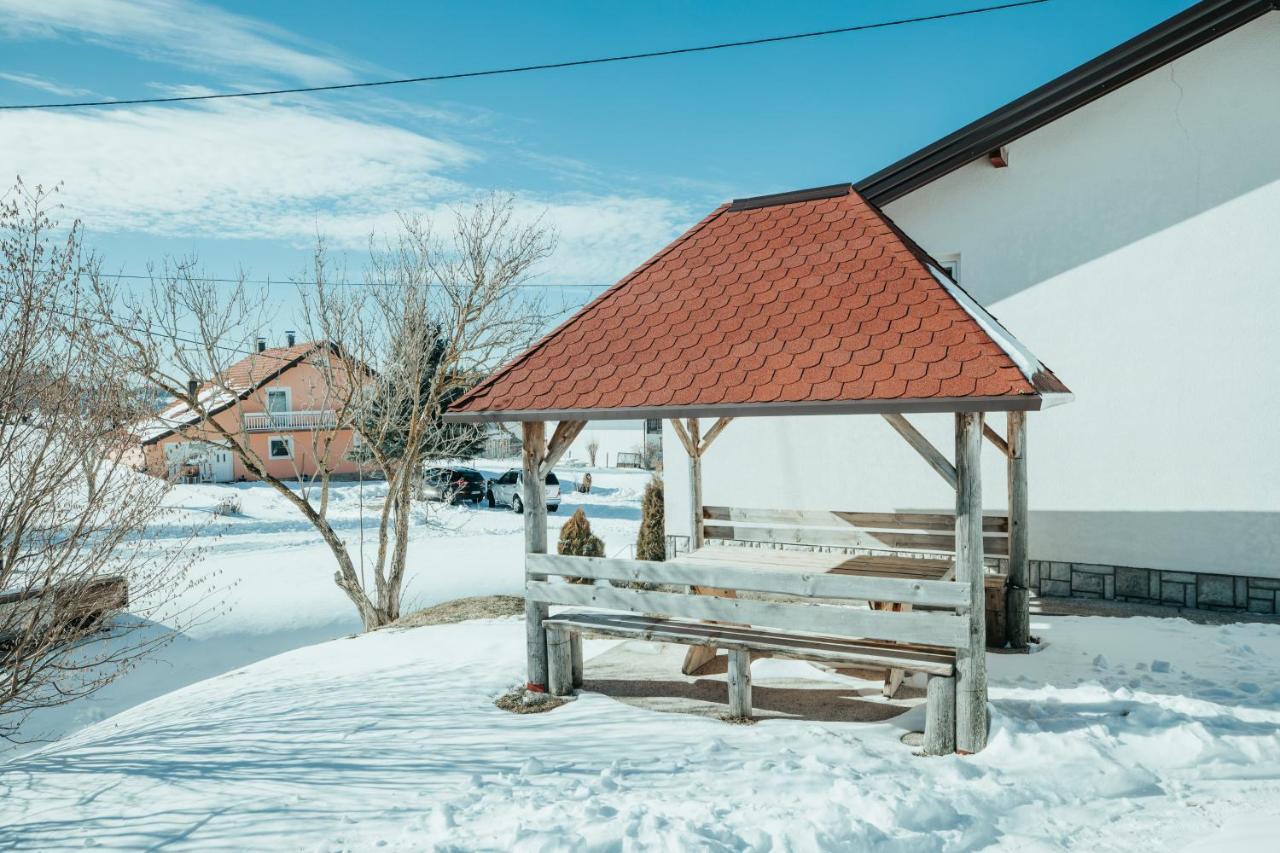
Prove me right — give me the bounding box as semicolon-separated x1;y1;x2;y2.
546;626;574;696
546;613;958;675
541;419;587;476
882;413;958;490
527;554;972;609
698;416;734;455
683;416;722;675
982;422;1010;457
521;420;550;691
1006;411;1030;649
570;632;583;688
727;649;752;718
685;418;703;549
954;412;988;754
669;417;696;458
703;506;1009;532
922;674;956;756
700;523;1010;556
526;580;970;647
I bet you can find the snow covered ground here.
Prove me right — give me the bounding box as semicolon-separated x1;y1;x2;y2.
4;615;1280;850
2;460;649;755
3;460;1280;850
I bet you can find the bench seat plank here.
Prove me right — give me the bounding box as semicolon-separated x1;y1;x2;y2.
544;611;956;676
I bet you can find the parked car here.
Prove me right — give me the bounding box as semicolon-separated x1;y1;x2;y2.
487;468;561;513
421;467;487;504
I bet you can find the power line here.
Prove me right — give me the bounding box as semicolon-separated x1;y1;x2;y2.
0;293;305;365
0;2;1050;111
2;289;589;366
91;270;607;290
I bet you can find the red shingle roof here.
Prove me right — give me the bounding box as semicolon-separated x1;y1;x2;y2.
138;342;325;444
447;184;1069;422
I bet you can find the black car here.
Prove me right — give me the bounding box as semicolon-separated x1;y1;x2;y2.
421;467;487;504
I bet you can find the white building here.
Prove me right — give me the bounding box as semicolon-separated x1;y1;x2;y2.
665;0;1280;611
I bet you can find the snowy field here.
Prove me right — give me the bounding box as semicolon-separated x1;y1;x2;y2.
3;461;1280;850
2;460;650;756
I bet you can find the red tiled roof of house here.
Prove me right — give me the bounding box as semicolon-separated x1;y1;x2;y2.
138;342;325;444
446;184;1069;422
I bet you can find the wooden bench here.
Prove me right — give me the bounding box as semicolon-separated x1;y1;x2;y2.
526;553;972;755
701;506;1010;645
679;507;1009;693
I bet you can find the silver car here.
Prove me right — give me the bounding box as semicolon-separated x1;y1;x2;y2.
487;468;561;513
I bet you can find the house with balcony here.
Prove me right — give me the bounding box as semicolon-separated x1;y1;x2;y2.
136;335;365;483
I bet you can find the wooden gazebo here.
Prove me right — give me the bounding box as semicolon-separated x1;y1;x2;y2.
445;183;1070;754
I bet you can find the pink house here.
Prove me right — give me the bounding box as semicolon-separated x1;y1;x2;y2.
138;338;367;483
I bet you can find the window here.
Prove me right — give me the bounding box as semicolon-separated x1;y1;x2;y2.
644;418;662;435
266;388;290;413
498;471;518;485
268;436;293;459
936;256;960;282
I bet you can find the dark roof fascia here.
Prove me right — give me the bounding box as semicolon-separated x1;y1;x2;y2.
442;394;1046;425
856;0;1279;206
140;345;321;446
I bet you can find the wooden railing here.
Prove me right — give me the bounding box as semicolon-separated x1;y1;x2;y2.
702;506;1010;557
242;410;338;432
525;553;972;648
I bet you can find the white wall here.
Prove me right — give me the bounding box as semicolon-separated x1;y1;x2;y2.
667;13;1280;578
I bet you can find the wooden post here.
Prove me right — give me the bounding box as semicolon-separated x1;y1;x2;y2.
1006;411;1030;649
522;421;549;691
954;411;988;753
727;648;752;718
546;626;574;696
687;418;703;550
570;631;583;688
680;416;724;675
922;674;956;755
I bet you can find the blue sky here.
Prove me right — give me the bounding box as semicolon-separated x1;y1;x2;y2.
0;0;1198;324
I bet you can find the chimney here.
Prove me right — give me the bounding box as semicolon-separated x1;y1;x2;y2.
256;336;266;353
187;378;198;397
286;329;296;347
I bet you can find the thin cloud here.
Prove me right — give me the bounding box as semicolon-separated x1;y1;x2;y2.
0;98;694;285
0;0;359;85
0;71;92;97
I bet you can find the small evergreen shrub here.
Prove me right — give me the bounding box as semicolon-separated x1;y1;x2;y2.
558;508;604;584
635;475;665;562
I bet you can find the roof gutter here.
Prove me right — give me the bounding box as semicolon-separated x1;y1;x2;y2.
443;394;1045;425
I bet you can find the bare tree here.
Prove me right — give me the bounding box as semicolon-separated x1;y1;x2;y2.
96;194;554;630
303;195;555;625
586;436;600;468
0;181;204;740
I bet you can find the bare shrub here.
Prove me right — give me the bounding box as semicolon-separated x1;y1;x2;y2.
0;180;205;740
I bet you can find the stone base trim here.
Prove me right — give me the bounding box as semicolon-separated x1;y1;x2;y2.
1026;559;1276;615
